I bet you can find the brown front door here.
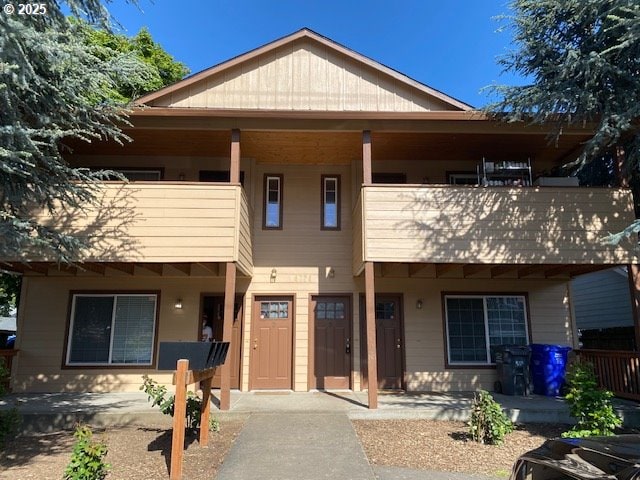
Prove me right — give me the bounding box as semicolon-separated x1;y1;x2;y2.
311;296;351;390
202;295;242;389
250;296;293;389
360;294;404;390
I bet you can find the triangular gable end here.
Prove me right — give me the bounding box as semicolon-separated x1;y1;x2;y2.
136;29;472;112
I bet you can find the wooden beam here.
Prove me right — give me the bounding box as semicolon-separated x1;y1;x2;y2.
543;264;576;278
220;262;236;411
78;263;106;275
230;129;241;184
170;359;188;480
107;263;135;275
408;263;427;277
25;263;49;275
627;265;640;351
197;263;219;275
137;263;163;275
364;261;378;409
490;265;517;278
435;264;458;278
517;265;545;278
362;130;372;185
169;263;191;276
462;264;491;278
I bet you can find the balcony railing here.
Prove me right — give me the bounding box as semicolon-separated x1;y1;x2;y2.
0;349;18;392
576;349;640;401
353;185;636;271
26;182;254;275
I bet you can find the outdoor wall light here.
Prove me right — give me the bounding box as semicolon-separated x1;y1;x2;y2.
416;299;423;310
327;267;335;278
270;268;277;282
174;299;183;309
178;173;186;181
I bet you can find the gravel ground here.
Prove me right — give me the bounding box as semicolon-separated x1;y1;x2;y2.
352;420;567;478
0;418;246;480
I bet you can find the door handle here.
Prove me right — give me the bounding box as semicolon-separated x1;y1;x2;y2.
396;338;401;349
346;338;351;354
253;338;258;350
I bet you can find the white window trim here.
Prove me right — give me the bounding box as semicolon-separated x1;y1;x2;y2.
444;294;529;366
66;293;158;366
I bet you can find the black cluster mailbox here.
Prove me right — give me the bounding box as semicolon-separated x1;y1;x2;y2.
158;341;230;371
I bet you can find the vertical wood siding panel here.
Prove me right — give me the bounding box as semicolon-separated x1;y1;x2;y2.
308;43;328;110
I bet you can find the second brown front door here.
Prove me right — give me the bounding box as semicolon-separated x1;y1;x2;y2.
361;294;404;390
311;296;351;389
250;296;293;389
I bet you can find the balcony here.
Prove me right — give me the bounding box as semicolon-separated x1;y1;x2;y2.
21;182;253;276
353;185;637;275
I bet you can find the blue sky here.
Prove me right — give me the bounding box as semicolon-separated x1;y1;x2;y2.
108;0;524;108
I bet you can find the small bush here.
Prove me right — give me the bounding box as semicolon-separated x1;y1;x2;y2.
468;390;514;445
63;425;109;480
141;375;212;432
562;362;622;438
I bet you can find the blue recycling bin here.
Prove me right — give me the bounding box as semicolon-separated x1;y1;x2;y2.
530;344;571;396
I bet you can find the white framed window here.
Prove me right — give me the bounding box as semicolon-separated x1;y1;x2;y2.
321;175;340;230
66;293;158;366
263;174;283;229
444;295;529;365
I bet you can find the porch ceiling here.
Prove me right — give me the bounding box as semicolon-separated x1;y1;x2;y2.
375;262;616;280
1;262;250;278
66;129;592;166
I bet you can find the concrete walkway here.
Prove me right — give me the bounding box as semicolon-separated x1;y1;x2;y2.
217;412;375;480
2;390;640;431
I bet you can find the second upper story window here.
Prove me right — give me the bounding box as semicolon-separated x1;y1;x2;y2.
321;175;340;230
263;174;283;229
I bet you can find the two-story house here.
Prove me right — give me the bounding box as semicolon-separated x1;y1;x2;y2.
5;29;636;409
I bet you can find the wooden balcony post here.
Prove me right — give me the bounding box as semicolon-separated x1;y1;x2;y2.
362;130;372;186
220;262;237;410
627;265;640;351
230;129;241;184
364;261;378;409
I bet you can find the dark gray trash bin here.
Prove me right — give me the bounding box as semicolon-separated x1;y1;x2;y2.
494;344;531;395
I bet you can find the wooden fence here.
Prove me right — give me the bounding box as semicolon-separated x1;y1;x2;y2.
575;349;640;401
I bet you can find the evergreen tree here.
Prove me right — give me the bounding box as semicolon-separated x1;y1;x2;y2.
489;0;640;241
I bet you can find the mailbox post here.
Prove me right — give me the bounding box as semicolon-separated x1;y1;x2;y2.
158;341;229;480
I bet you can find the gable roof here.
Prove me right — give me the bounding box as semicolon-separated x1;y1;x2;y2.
135;28;473;112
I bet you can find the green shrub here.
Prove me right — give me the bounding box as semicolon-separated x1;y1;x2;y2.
562;362;622;438
468;390;514;445
141;375;212;432
63;425;109;480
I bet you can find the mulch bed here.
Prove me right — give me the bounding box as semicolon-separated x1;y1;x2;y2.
0;418;246;480
352;420;567;477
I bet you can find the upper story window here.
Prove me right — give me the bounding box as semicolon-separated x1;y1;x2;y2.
444;294;529;366
263;174;283;229
66;293;158;366
321;175;341;230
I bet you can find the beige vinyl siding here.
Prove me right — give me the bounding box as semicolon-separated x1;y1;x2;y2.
25;183;252;264
242;163;357;391
13;275;228;393
156;39;455;112
236;189;254;276
361;186;637;265
370;276;573;391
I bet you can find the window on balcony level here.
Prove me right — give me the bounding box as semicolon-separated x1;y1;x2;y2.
321;175;340;230
444;295;529;366
66;293;158;366
263;174;283;229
